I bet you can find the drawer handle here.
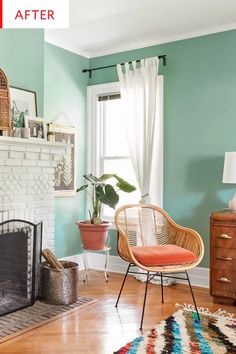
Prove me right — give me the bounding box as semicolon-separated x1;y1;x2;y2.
218;277;232;283
217;234;232;239
216;256;233;261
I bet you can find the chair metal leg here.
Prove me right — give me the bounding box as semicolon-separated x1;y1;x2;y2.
104;248;110;282
160;272;164;303
115;263;131;307
140;271;149;330
185;271;200;321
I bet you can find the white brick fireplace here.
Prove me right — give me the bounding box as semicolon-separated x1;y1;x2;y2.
0;136;66;250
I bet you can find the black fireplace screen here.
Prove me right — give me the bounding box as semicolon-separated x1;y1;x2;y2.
0;219;42;316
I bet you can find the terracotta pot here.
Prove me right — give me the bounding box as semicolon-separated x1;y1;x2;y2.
76;221;111;250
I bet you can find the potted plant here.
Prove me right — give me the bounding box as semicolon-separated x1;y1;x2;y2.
76;174;136;250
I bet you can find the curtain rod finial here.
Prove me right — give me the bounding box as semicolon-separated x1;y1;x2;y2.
82;69;92;78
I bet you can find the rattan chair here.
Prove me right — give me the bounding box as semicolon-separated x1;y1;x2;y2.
114;204;204;329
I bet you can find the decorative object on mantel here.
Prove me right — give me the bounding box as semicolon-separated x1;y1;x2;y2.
47;130;55;142
12;127;21;138
0;130;9;136
9;86;37;128
24;115;46;139
0;68;11;133
20;127;30;139
48;112;77;197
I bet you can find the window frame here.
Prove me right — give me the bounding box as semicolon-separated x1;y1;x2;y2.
87;82;122;223
87;79;163;223
87;82;121;176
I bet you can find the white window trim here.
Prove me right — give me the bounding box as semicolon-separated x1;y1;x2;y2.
87;82;120;176
87;82;121;222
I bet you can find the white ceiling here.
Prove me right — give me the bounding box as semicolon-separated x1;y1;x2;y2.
45;0;236;58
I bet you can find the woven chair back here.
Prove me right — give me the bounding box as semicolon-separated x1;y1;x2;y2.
116;205;172;247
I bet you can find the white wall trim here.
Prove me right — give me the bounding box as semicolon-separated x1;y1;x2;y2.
44;37;91;58
62;253;209;289
88;24;236;58
45;23;236;59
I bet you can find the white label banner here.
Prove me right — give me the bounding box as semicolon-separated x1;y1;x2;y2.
3;0;69;28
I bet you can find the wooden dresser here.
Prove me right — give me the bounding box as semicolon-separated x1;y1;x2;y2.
210;211;236;305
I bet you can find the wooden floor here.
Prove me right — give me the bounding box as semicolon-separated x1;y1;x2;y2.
0;270;235;354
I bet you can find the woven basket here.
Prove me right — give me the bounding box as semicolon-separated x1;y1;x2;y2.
0;68;11;131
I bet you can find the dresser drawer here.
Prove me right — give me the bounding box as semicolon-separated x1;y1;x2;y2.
211;226;236;248
212;248;236;270
211;268;236;299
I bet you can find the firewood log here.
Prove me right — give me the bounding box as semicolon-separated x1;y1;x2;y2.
41;249;64;270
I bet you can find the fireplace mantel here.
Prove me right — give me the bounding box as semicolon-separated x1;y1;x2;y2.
0;135;67;148
0;136;67;250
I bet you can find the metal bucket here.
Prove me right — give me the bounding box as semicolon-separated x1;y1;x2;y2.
39;261;79;305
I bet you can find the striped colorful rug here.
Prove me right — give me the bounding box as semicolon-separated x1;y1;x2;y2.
114;305;236;353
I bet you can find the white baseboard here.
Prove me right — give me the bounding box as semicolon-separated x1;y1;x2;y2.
62;253;209;288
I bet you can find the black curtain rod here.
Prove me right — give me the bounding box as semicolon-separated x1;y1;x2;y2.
82;55;166;78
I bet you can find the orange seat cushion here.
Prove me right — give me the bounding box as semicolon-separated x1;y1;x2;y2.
131;244;197;266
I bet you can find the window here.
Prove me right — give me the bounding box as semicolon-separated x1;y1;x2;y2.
87;79;163;221
87;82;140;220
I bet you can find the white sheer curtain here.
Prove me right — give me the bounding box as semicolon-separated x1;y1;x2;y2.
117;57;163;205
117;58;171;285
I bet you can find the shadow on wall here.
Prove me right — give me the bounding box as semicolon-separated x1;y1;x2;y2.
177;156;225;225
177;156;228;267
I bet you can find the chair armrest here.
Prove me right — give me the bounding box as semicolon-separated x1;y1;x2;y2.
168;222;204;261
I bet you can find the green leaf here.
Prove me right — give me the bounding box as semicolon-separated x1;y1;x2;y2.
98;184;119;209
95;185;105;200
77;173;136;217
113;176;136;193
76;184;88;193
98;173;116;181
84;174;100;184
99;174;136;192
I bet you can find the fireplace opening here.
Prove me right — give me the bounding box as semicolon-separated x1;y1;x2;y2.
0;219;42;316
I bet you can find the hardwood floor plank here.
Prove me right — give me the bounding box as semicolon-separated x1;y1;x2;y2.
0;270;235;353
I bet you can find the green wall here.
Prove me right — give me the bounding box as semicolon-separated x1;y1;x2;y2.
0;30;88;258
89;30;236;267
0;29;44;116
1;28;236;267
44;43;89;257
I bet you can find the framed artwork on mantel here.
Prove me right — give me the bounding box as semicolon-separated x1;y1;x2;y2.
48;123;77;197
10;86;37;128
